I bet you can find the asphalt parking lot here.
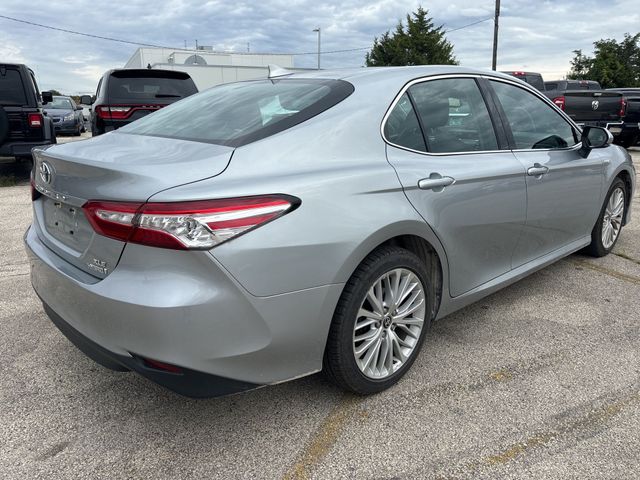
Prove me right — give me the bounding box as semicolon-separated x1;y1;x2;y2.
0;143;638;479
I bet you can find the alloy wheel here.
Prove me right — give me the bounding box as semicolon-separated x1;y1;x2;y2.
601;187;625;249
352;268;426;379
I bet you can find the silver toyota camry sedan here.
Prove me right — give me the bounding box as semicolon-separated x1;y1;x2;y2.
26;66;635;397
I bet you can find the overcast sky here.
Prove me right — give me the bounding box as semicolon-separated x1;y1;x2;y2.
1;0;638;94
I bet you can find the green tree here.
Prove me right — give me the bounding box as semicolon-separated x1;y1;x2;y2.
567;33;640;87
567;49;592;79
366;6;457;66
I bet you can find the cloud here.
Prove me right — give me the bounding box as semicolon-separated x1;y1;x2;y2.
0;0;638;93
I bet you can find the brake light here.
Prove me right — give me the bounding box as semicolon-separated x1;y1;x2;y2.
28;113;43;128
82;195;298;249
619;98;626;118
95;105;132;120
553;96;565;111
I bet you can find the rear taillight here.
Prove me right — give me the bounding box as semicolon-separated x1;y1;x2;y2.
95;105;132;120
82;195;298;250
552;96;565;111
28;113;43;128
619;98;626;118
95;104;163;120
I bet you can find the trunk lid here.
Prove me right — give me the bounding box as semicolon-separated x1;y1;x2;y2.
32;132;233;279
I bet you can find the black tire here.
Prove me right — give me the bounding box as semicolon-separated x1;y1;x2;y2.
323;246;433;394
618;136;637;149
585;178;627;257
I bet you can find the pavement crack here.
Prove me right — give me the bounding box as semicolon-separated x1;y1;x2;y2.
569;259;640;285
282;394;363;480
612;251;640;266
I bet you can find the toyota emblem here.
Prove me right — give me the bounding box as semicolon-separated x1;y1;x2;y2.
39;161;53;185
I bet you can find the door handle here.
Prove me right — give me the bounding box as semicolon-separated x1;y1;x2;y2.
527;163;549;177
418;174;455;191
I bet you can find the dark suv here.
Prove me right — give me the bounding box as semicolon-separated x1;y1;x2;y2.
0;63;56;160
81;69;198;136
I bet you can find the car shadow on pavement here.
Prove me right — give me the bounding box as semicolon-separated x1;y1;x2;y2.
0;158;32;186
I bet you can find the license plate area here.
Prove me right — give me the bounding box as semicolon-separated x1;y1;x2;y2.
41;197;93;253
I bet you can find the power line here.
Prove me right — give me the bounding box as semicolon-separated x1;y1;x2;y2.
0;14;178;49
289;16;495;55
0;13;494;57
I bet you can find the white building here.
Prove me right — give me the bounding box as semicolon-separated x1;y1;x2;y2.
124;48;307;90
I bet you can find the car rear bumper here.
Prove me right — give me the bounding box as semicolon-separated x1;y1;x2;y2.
0;139;53;157
41;301;259;397
24;225;341;397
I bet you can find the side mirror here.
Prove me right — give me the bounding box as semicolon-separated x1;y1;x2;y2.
79;95;93;105
41;91;53;104
578;126;613;158
76;106;83;111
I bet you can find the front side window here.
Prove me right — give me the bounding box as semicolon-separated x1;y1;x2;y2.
408;78;499;153
121;78;354;147
490;80;578;150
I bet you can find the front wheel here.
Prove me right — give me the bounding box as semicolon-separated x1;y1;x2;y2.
585;178;627;257
323;246;433;394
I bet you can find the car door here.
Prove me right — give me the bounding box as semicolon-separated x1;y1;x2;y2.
487;79;604;267
384;76;527;297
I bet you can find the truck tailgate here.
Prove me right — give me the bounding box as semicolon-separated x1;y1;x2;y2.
563;91;623;123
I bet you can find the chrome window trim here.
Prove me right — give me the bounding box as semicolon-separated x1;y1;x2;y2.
380;73;583;157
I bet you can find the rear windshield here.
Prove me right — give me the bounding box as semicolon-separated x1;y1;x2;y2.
524;75;544;91
120;78;354;147
0;68;27;106
108;71;198;104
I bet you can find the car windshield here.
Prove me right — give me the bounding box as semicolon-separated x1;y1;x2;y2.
49;97;73;109
120;78;354;147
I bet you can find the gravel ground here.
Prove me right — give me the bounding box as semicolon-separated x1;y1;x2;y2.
0;144;638;480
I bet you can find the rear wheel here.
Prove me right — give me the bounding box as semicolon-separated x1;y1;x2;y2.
323;246;432;394
585;178;627;257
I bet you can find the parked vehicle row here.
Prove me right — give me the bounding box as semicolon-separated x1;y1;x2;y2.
504;70;639;148
26;66;635;398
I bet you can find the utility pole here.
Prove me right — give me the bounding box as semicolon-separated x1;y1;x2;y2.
492;0;500;70
313;27;321;69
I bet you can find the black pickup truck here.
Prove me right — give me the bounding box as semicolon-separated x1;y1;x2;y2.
543;79;625;142
607;88;640;148
0;63;56;161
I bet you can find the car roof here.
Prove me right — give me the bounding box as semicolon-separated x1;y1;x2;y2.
282;65;520;86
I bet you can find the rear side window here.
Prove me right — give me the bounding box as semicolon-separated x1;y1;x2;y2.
107;71;198;104
383;93;426;152
121;79;354;147
408;78;499;153
0;69;27;106
490;80;578;150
